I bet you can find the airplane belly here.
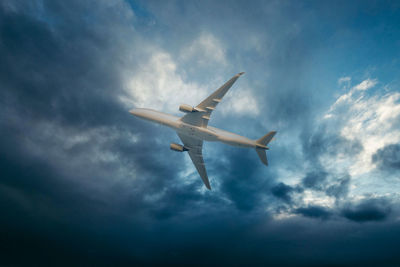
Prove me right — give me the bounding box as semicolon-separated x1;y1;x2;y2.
177;123;218;141
219;138;254;148
197;130;219;141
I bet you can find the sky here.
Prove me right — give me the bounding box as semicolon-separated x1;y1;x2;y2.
1;0;400;266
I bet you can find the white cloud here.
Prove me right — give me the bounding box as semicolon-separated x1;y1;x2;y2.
341;92;400;176
322;78;400;177
338;76;351;85
325;78;379;118
220;89;259;116
354;78;377;91
181;32;227;66
303;190;336;208
121;45;258;117
121;51;208;114
297;78;400;207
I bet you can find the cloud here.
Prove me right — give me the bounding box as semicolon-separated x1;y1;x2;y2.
297;126;356;207
338;76;351;85
325;78;378;118
215;148;274;211
121;50;208;113
121;39;258;117
181;32;227;66
322;79;400;177
1;0;400;266
271;182;294;203
372;144;400;170
302;171;327;189
325;174;350;200
295;205;332;219
296;77;400;211
341;198;392;222
354;78;378;91
220;88;260;117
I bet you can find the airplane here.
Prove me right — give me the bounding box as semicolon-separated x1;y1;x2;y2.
129;72;276;190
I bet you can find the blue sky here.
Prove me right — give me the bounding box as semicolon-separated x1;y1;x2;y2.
1;0;400;265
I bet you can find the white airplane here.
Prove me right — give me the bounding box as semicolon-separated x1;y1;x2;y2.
130;72;276;190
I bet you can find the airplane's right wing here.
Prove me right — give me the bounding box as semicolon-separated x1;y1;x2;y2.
178;133;211;190
181;72;244;128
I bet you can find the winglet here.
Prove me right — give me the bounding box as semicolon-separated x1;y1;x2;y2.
237;72;245;76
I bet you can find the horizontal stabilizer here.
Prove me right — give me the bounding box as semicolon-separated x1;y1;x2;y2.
256;148;268;166
257;131;276;146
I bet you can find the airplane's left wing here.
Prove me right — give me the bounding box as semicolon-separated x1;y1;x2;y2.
181;72;244;128
177;133;211;190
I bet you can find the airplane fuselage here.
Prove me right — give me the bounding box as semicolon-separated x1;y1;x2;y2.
130;108;258;148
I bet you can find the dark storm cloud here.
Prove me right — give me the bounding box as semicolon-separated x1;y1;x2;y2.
326;174;350;200
217;147;274;211
297;171;350;202
302;171;327;189
341;198;392;222
271;182;295;203
0;0;154;198
0;1;184;264
372;144;400;170
0;2;132;129
295;205;332;219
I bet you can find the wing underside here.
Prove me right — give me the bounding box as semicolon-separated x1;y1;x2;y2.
178;133;211;189
180;72;244;128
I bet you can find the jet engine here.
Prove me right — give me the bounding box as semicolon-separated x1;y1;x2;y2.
179;104;196;113
170;143;189;152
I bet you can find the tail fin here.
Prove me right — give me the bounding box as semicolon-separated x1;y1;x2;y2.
255;131;277;166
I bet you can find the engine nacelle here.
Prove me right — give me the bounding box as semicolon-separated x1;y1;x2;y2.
170;143;189;152
179;104;195;113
